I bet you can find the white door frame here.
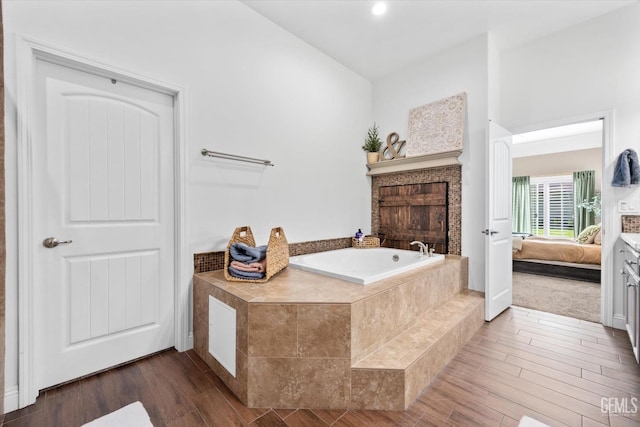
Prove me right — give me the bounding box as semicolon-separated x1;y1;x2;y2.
510;110;614;328
15;36;190;407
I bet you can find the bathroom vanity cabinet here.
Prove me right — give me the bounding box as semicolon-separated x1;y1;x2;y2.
620;233;640;363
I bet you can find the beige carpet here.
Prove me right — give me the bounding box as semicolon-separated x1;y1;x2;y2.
512;272;600;323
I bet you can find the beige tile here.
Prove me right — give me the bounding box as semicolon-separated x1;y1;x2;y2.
193;315;207;362
202;345;249;405
404;354;434;409
351;289;392;362
192;254;471;411
351;259;466;363
247;357;351;409
459;256;469;289
193;277;209;319
194;257;468;305
428;327;459;377
248;304;297;357
457;300;485;348
297;304;350;358
354;316;444;370
350;369;405;410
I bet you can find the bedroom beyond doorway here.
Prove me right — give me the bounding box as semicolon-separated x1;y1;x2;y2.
511;119;603;323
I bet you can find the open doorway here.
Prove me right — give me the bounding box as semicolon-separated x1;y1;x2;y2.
510;119;603;323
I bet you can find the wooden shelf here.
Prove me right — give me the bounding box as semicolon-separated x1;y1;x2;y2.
366;150;462;176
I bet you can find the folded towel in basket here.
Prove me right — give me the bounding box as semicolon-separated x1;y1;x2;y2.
228;266;265;280
230;243;268;263
231;259;266;273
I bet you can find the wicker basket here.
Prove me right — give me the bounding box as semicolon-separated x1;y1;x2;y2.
224;226;289;283
352;236;380;249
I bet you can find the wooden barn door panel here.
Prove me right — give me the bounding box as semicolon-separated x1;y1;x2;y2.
378;182;448;254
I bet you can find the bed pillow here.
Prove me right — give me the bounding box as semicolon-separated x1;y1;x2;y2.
594;229;602;245
577;224;601;244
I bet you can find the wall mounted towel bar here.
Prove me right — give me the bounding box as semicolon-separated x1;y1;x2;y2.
201;149;274;166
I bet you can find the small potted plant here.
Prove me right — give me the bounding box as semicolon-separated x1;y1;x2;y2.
362;123;382;163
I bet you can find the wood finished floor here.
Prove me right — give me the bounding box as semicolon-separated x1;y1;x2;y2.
3;306;640;426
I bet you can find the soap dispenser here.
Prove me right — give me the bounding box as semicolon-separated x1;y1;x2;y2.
355;229;364;242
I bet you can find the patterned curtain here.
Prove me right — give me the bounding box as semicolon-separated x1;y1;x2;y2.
574;170;596;236
512;176;531;234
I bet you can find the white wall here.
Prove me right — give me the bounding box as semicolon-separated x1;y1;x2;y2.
3;0;372;410
513;147;603;192
512;131;602;158
500;2;640;327
372;35;489;292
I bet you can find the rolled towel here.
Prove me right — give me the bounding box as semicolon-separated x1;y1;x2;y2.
230;259;267;273
228;266;265;280
230;243;267;263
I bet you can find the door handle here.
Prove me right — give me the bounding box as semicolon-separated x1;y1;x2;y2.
481;229;499;236
42;237;73;248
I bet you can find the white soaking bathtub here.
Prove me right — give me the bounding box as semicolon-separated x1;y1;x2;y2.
289;247;445;285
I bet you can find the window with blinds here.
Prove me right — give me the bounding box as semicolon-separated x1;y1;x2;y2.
530;175;574;237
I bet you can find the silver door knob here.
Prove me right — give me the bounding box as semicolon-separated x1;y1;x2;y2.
42;237;72;248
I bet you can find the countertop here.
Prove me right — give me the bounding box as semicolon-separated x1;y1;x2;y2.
194;255;464;304
620;233;640;250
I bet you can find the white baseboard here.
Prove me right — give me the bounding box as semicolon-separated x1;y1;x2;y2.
187;331;194;350
4;385;19;414
612;314;626;331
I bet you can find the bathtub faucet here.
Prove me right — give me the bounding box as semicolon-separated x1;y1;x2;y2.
410;241;428;256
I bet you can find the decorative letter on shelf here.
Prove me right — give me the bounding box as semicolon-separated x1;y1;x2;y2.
406;92;466;157
382;132;406;160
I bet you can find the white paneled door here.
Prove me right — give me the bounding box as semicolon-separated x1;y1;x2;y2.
485;121;513;321
32;59;175;391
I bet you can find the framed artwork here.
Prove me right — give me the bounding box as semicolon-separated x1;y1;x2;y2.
406;92;466;157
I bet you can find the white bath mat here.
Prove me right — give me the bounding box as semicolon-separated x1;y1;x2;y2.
518;415;550;427
82;401;153;427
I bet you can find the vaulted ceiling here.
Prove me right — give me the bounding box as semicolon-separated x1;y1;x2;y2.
242;0;636;80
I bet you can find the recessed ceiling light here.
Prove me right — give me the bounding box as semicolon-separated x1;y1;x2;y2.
372;2;387;16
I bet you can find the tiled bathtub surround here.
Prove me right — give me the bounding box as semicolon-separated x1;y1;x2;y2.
193;255;484;410
371;165;462;255
193;237;352;274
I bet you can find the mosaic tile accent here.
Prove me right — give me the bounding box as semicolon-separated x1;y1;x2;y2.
289;237;352;257
622;215;640;233
194;251;225;274
371;165;462;255
194;237;352;274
